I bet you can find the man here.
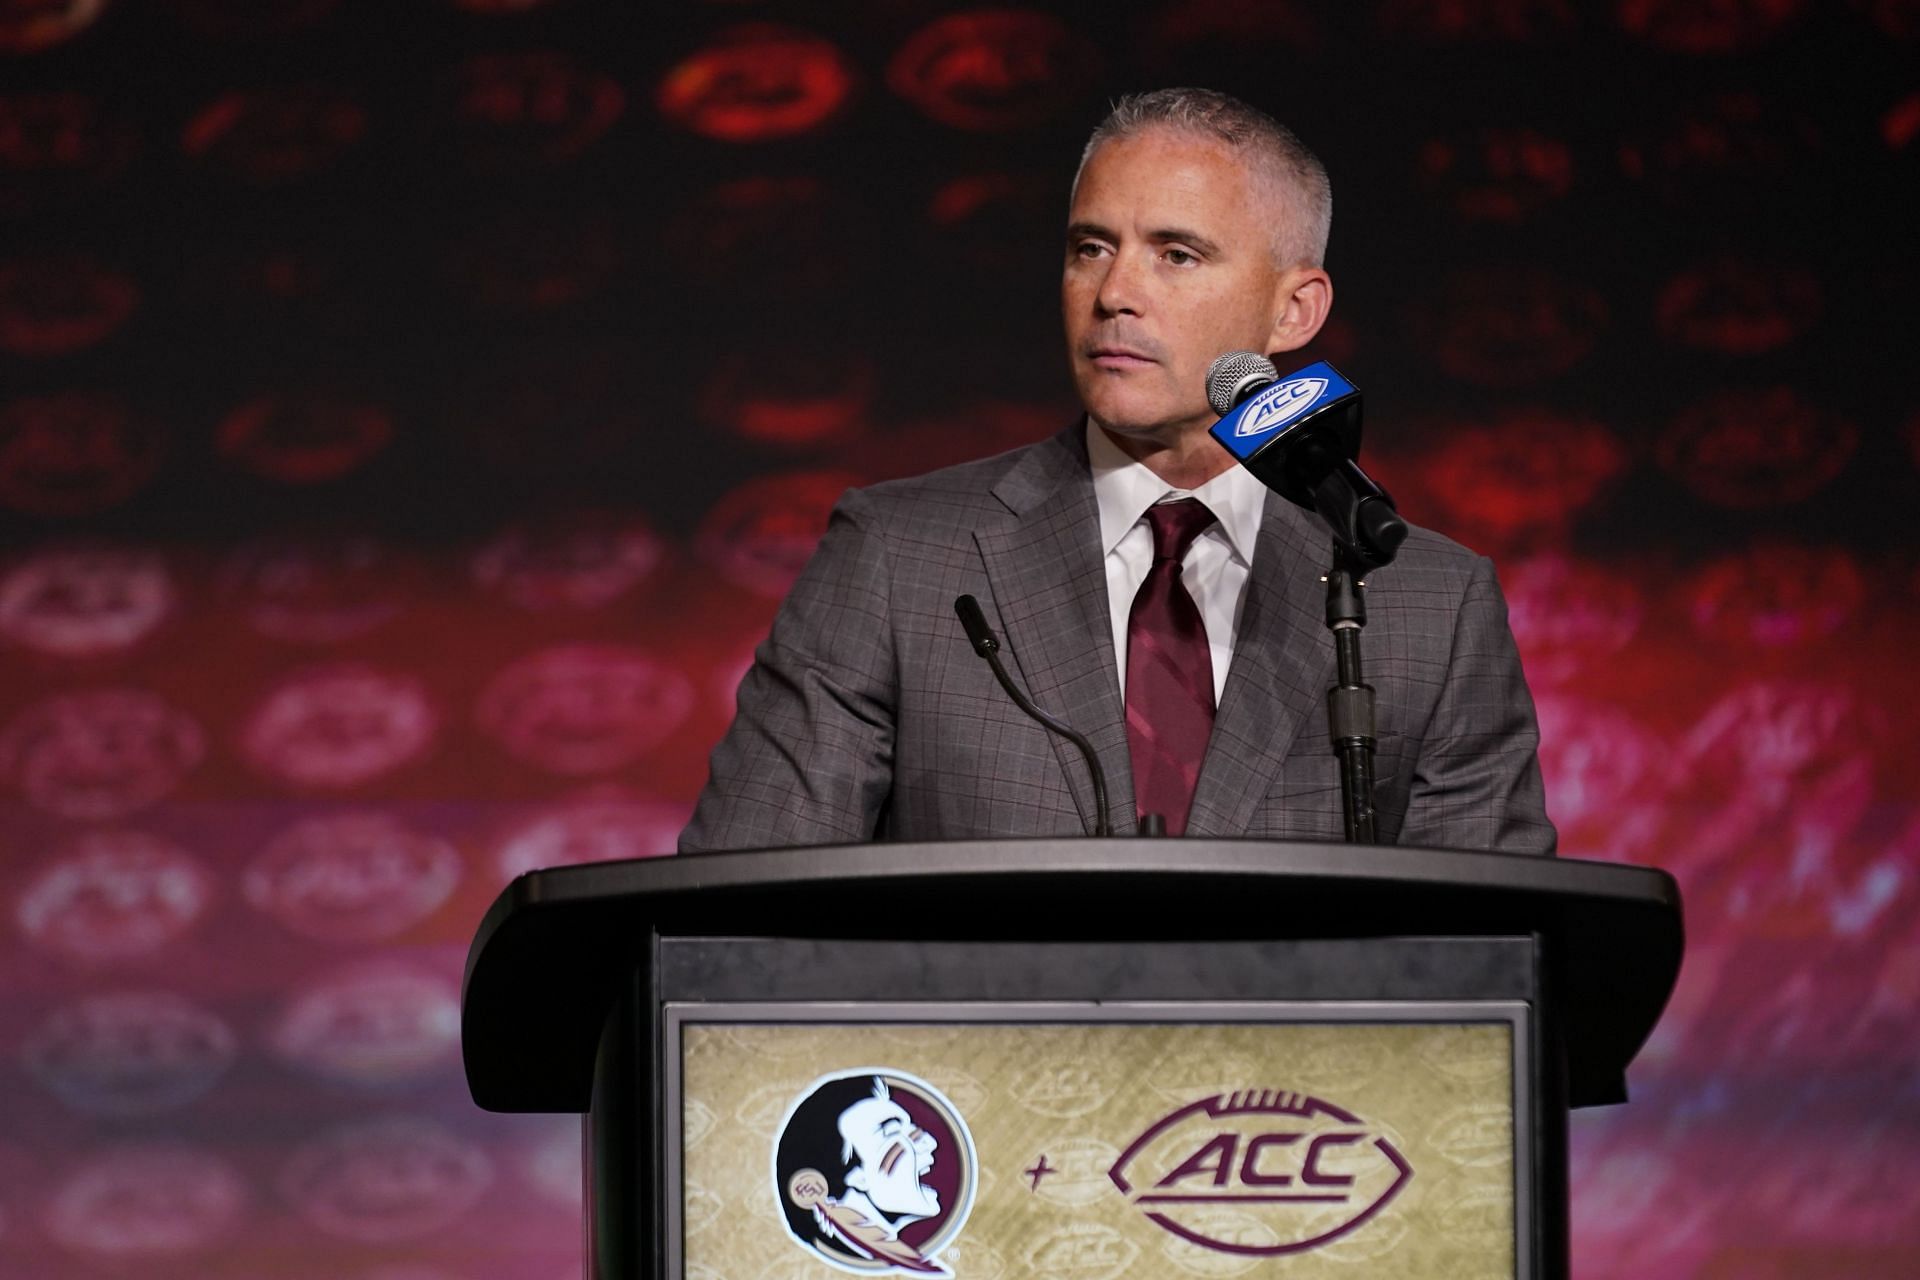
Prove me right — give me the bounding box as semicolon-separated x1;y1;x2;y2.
681;88;1553;853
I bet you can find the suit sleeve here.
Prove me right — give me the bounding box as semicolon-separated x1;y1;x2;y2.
1397;554;1557;855
679;489;898;852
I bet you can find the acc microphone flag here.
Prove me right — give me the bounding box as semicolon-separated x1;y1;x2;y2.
1204;356;1403;569
1206;358;1362;474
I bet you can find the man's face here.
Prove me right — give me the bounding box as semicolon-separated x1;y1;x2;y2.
1063;128;1293;443
838;1094;939;1219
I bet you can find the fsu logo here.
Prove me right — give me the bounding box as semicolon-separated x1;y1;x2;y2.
0;250;140;357
269;963;460;1088
447;51;626;170
280;1117;492;1242
1376;0;1577;41
1408;265;1608;386
166;0;338;38
696;470;858;598
1616;0;1804;55
0;542;175;658
181;86;368;183
1655;255;1821;356
216;393;395;484
23;991;237;1115
887;10;1100;132
773;1070;977;1276
657;24;855;143
1108;1090;1412;1257
1657;386;1855;508
0;390;162;518
44;1144;248;1260
1417;127;1574;223
0;0;106;55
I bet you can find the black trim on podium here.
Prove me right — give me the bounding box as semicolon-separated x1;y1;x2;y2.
465;840;1680;1111
461;840;1682;1280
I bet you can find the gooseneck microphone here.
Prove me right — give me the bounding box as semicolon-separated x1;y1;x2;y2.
1205;353;1408;571
953;594;1112;838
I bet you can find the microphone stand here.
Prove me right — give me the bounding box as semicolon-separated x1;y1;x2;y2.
1324;546;1378;844
1200;351;1404;844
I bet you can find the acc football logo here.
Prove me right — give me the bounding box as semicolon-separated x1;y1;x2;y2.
1109;1089;1412;1256
772;1070;977;1276
1234;377;1328;438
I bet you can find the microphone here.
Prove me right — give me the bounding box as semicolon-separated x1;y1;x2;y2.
953;594;1112;838
1205;353;1408;570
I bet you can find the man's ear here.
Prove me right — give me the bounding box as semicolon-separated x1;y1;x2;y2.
1267;267;1333;356
845;1167;869;1192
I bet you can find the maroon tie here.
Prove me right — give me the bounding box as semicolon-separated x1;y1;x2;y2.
1125;498;1218;835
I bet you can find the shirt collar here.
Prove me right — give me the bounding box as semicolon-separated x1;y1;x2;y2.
1086;418;1267;564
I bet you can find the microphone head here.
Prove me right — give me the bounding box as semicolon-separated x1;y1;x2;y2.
1205;351;1279;416
952;594;998;656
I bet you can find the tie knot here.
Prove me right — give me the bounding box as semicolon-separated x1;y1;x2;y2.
1145;498;1217;564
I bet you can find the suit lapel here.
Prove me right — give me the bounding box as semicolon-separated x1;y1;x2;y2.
974;428;1133;833
1186;497;1334;837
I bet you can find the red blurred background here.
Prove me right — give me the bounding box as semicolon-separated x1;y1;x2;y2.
1;2;1917;1277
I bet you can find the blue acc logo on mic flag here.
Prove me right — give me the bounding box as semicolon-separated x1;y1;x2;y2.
1210;361;1355;461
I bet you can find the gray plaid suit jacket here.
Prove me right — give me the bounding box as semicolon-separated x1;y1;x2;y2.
680;425;1554;853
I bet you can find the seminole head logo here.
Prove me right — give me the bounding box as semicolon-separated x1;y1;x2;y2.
772;1070;977;1276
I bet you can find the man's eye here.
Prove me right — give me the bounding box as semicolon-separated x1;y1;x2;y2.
1073;241;1107;259
1164;248;1196;266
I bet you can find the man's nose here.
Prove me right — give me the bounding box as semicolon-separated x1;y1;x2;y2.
1095;247;1147;317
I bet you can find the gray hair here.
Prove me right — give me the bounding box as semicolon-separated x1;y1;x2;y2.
1074;88;1332;269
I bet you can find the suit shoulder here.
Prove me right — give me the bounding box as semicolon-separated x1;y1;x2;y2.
1396;521;1488;566
1379;521;1500;596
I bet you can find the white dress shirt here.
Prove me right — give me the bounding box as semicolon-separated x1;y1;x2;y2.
1087;420;1269;703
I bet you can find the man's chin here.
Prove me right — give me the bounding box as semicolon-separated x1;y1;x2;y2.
1080;373;1172;417
1079;373;1205;429
1086;406;1211;449
1085;395;1159;427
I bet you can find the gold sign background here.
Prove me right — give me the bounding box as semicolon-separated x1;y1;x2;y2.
680;1019;1514;1280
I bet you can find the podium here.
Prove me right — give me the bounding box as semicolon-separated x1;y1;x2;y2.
462;841;1681;1280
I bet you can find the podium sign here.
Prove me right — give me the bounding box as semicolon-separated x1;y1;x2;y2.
670;1006;1527;1279
461;840;1684;1280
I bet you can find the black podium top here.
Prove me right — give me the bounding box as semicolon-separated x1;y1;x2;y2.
462;840;1682;1113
